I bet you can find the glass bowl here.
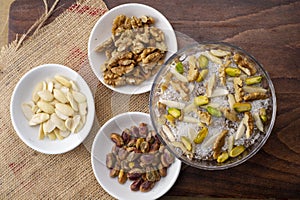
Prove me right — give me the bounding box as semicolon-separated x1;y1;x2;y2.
149;42;276;170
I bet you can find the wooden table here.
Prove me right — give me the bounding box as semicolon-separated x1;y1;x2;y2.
8;0;300;199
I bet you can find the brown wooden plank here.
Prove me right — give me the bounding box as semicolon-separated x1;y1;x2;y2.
8;0;300;199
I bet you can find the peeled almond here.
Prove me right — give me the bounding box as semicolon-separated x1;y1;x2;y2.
206;74;216;97
29;113;49;126
201;133;219;149
32;82;43;102
47;80;54;93
54;75;71;88
37;101;55;114
60;86;69;94
235;120;245;140
55;109;69;120
253;112;264;132
37;90;54;102
202;51;222;65
38;124;45;140
43;119;56;133
21;103;34;120
210;88;229;97
79;102;87;115
70;80;79;91
71;115;81;133
48;132;56;140
72;91;87;103
80;114;86;124
54;82;62;89
65;118;73;131
182;116;200;123
66;92;78;112
31;105;39;113
55;103;74;116
210;49;230;57
53;129;64;140
50;113;67;131
227;94;236;111
75;121;84;133
227;135;234;153
53;89;68;103
60;130;71;138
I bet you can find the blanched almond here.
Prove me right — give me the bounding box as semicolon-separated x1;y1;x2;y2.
53;89;68;103
39;124;45;140
54;75;71;88
55;103;74;116
79;102;87;116
210;49;230;57
37;101;55;114
50;113;67;131
70;80;79;91
235;120;245;140
66;92;78;112
75;121;84;133
29;113;49;126
47;132;56;140
47;80;54;93
71;115;81;133
53;128;64;140
72;91;87;103
21;103;34;120
55;108;69;120
60;130;71;138
43;119;56;133
65;118;73;131
37;90;54;102
32;82;43;102
60;86;69;94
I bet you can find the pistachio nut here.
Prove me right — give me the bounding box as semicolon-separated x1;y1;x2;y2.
140;181;155;192
106;153;116;169
110;133;124;147
127;168;144;180
130;178;143;191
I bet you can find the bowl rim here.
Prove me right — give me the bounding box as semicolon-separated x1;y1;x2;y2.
149;42;277;170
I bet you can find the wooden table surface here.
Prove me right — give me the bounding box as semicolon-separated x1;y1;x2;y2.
8;0;300;199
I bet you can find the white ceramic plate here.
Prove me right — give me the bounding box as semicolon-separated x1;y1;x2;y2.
10;64;95;154
88;3;178;94
91;112;181;200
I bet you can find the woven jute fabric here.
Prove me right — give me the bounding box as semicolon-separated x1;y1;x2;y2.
0;0;149;199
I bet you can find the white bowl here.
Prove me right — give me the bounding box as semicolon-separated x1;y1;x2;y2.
88;3;178;94
10;64;95;154
91;112;181;200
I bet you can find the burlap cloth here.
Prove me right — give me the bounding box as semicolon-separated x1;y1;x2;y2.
0;0;150;199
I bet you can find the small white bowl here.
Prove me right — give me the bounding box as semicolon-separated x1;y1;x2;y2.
88;3;178;94
91;112;181;200
10;64;95;154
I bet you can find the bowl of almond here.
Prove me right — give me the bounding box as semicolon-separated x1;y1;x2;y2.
150;43;277;169
10;64;95;154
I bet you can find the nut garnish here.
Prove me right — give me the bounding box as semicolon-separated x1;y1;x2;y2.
153;45;272;164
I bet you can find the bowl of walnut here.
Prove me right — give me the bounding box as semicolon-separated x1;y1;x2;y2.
88;3;177;94
149;42;277;170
